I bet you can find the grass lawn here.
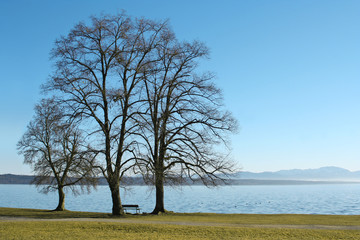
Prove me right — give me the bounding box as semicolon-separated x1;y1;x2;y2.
2;221;360;240
1;207;360;239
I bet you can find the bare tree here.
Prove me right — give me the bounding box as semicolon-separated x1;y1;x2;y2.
43;13;170;215
135;38;238;214
41;12;237;215
17;99;98;211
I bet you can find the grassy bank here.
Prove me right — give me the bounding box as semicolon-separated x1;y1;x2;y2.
0;207;112;219
1;207;360;239
2;207;360;225
2;221;360;240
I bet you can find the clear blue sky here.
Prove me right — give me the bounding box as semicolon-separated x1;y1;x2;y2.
1;0;359;174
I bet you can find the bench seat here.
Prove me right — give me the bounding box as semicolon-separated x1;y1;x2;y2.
122;204;141;214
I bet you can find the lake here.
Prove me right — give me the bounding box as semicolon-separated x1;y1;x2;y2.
1;184;360;215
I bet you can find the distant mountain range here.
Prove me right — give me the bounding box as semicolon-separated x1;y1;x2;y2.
1;167;359;185
232;166;360;181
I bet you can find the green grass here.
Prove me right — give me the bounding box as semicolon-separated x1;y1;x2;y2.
1;221;360;240
2;207;360;239
2;207;360;226
0;207;113;219
132;212;360;226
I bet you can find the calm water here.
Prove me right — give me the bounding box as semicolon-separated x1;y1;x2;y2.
1;184;360;215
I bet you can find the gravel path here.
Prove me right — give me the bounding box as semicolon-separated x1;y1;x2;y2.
1;216;360;230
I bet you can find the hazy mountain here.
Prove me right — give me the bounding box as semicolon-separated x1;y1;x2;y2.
234;166;360;181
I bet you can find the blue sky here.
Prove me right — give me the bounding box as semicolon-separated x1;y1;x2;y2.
1;0;359;174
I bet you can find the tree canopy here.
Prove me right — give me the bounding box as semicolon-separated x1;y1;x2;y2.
37;12;238;215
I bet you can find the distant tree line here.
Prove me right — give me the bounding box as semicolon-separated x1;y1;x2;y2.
0;174;240;186
17;12;238;215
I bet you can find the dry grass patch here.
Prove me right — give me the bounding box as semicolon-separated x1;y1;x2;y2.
1;221;360;240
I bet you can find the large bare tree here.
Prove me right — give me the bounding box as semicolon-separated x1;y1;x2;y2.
44;13;170;215
135;37;238;214
17;99;98;211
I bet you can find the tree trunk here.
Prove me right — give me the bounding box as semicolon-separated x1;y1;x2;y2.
152;171;165;214
55;187;65;211
110;184;124;215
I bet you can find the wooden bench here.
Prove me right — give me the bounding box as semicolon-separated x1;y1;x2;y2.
122;204;141;214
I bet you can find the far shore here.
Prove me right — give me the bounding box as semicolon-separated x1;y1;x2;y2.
2;173;360;185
